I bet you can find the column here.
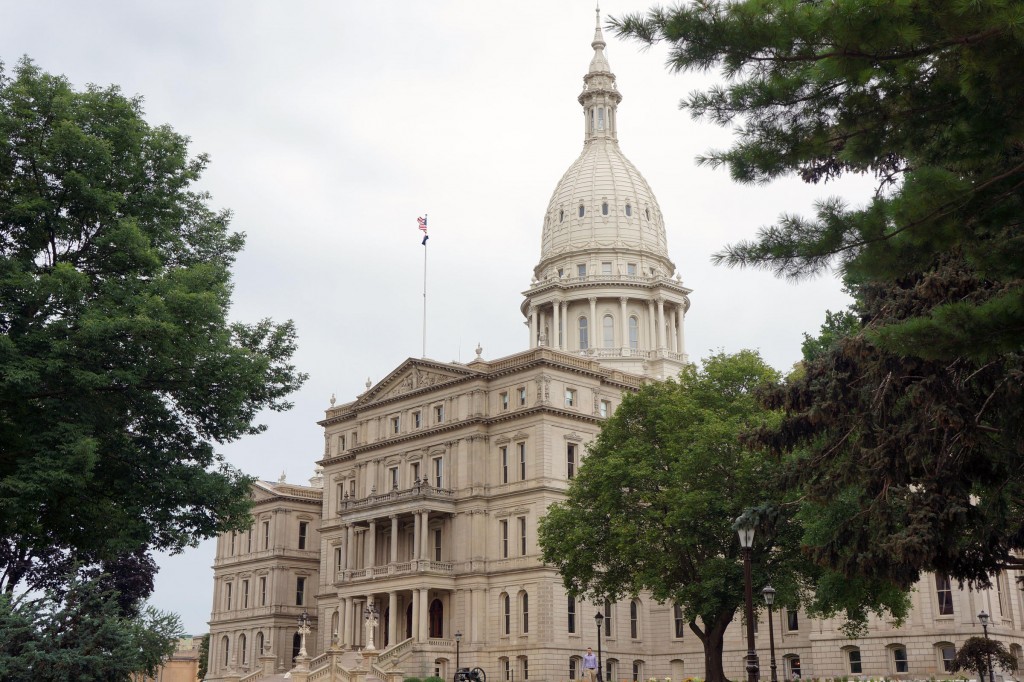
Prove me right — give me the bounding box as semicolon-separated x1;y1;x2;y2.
677;303;686;356
552;300;561;350
538;310;546;346
345;525;354;570
419;587;430;641
647;300;656;351
412;589;421;641
389;591;399;647
657;297;667;349
390;515;399;564
620;297;629;352
588;297;597;351
420;511;431;561
413;513;421;560
529;306;538;348
669;308;677;352
561;300;569;350
366;520;377;568
340;596;349;647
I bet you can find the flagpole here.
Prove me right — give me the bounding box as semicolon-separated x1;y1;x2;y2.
422;213;428;359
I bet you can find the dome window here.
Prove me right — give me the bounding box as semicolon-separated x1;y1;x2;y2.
559;209;564;223
578;204;585;218
625;203;632;216
646;207;651;220
601;202;609;216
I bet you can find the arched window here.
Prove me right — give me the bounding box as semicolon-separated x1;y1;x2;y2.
521;591;529;633
579;317;589;350
645;207;650;220
630;600;639;638
632;660;644;682
560;209;564;223
502;593;511;635
579;204;585;218
844;646;863;674
606;658;618;682
628;316;639;350
597;107;605;130
500;657;511;681
890;645;909;674
625;203;632;216
429;598;444;638
239;633;248;665
603;315;614;348
784;655;801;680
602;201;609;215
256;631;264;657
222;635;230;668
570;657;580;680
670;660;685;681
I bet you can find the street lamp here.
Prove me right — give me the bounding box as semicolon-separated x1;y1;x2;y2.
595;611;605;682
762;586;778;682
455;630;462;682
979;610;996;682
737;516;760;682
296;609;311;658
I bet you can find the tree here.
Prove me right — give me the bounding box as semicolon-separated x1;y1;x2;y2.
538;352;907;682
611;0;1024;589
197;633;210;681
0;576;181;681
612;0;1024;362
952;636;1018;681
0;57;306;597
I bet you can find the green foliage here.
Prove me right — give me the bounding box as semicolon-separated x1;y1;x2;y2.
0;576;181;681
0;57;306;596
611;0;1024;361
952;636;1018;678
197;633;210;680
404;677;424;682
424;676;445;682
800;309;859;363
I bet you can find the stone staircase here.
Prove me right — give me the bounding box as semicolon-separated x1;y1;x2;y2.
232;639;413;682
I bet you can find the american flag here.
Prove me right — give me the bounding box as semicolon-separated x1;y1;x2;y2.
418;215;428;245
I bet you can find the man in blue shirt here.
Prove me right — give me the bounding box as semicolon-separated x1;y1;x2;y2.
583;647;598;682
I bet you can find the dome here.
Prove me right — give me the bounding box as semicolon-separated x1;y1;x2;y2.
537;138;670;275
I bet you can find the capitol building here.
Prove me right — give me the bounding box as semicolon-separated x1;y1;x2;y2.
203;11;1024;682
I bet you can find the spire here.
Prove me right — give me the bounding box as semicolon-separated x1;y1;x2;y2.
579;5;621;143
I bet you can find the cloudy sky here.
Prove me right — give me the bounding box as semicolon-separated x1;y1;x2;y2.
2;1;875;633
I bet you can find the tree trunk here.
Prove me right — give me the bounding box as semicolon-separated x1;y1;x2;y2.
691;611;736;682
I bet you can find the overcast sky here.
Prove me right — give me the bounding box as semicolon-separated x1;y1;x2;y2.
1;1;875;634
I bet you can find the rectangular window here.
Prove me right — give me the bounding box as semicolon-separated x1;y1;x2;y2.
389;466;399;490
941;645;956;673
433;457;443;488
936;574;954;615
434;404;445;423
351;430;357;446
413;411;421;428
298;521;308;550
259;576;267;606
893;647;909;673
522;594;529;633
335;547;342;573
434;529;442;562
577;263;587;277
848;650;862;674
787;608;799;631
600;400;609;418
296;576;306;606
604;600;612;636
230;532;236;555
225;582;233;610
390;415;400;434
242;579;249;608
522;658;529;680
519;516;527;555
338;434;346;451
518;387;527;406
997;572;1008;616
567;443;577;479
247;530;253;553
262;521;270;550
568;597;576;634
501;391;509;410
565;388;576;407
501;446;509;484
518;442;526;480
500;520;509;558
602;261;612;275
627;263;637;276
674;604;685;638
411;462;420;483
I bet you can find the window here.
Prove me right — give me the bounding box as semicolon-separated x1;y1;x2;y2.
262;521;270;549
938;644;956;673
602;202;609;215
389;466;399;490
411;462;420;483
521;657;529;680
338;434;346;451
606;659;617;682
240;633;248;665
565;389;576;407
627;262;636;275
501;392;509;410
632;660;643;682
521;592;529;633
892;646;909;674
568;597;577;634
257;632;264;656
570;658;579;679
502;658;511;681
600;400;610;418
296;576;305;606
847;648;862;674
429;599;443;638
518;442;526;479
673;604;685;638
434;529;442;561
259;576;267;606
577;263;586;277
500;520;509;558
519;516;527;555
629;316;639;350
579;205;585;218
500;446;509;484
413;411;421;428
433;457;443;488
645;207;650;220
335;547;342;573
579;317;589;350
936;574;954;615
603;315;614;348
786;608;799;631
242;579;249;608
247;530;252;553
502;594;511;635
292;633;301;662
785;656;801;680
230;532;236;555
222;636;230;668
604;600;612;636
298;521;308;550
567;443;577;479
630;600;639;638
518;387;527;406
434;404;445;423
597;107;605;130
225;582;233;610
602;261;612;274
559;209;564;223
390;415;400;434
997;571;1008;615
625;204;632;217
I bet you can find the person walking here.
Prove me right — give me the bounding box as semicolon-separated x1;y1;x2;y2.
583;647;599;682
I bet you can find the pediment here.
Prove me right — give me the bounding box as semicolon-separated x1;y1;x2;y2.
356;358;477;407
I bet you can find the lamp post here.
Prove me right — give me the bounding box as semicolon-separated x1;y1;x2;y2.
979;610;996;682
296;609;311;658
455;630;462;682
595;611;605;682
737;517;760;682
762;586;778;682
363;602;380;651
